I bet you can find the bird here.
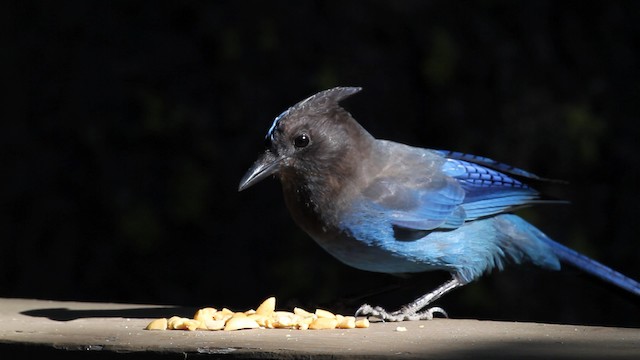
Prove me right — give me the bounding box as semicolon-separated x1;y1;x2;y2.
238;86;640;321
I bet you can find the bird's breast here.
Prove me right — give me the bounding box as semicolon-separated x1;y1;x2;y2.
280;185;448;274
281;180;345;238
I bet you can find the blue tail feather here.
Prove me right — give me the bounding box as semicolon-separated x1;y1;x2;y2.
541;237;640;296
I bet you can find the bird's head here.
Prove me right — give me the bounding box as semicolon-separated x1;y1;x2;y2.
238;86;371;192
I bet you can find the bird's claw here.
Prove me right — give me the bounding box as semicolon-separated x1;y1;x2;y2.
356;304;448;322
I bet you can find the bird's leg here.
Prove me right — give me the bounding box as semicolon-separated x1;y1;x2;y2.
356;277;463;321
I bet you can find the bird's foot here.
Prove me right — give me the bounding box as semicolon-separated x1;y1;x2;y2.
356;304;448;322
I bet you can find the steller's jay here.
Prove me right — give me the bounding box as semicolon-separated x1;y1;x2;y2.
239;87;640;321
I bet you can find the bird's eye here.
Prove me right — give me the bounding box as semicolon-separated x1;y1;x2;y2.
294;133;310;148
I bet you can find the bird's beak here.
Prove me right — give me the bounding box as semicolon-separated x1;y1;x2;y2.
238;150;281;191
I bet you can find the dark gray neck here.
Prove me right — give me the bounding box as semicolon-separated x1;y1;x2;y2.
281;133;375;237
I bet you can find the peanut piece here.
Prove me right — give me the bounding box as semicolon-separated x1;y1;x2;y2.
167;316;185;329
315;308;335;319
293;307;314;317
274;312;301;328
337;316;356;329
182;319;201;331
213;311;233;322
247;313;269;327
194;307;218;329
224;316;260;331
145;318;168;330
355;318;370;328
255;297;276;316
168;317;200;331
300;316;315;325
309;317;338;330
194;307;217;321
204;318;226;330
264;317;276;329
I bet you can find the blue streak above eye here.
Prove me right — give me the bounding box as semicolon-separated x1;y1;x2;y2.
266;108;290;141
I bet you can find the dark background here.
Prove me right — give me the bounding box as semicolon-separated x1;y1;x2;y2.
3;1;639;327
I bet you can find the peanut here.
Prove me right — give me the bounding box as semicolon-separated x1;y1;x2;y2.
204;318;226;331
247;313;269;327
194;307;217;321
314;308;335;319
309;317;338;330
355;318;370;328
213;311;233;322
255;297;276;316
337;316;356;329
293;307;314;317
167;317;200;331
145;318;168;330
224;316;260;331
182;319;201;331
167;316;184;329
273;312;301;328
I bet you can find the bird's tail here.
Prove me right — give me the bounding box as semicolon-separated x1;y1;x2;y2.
540;236;640;296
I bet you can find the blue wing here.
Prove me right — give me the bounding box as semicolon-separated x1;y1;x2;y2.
359;145;546;233
436;150;545;180
441;156;540;220
364;176;467;230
